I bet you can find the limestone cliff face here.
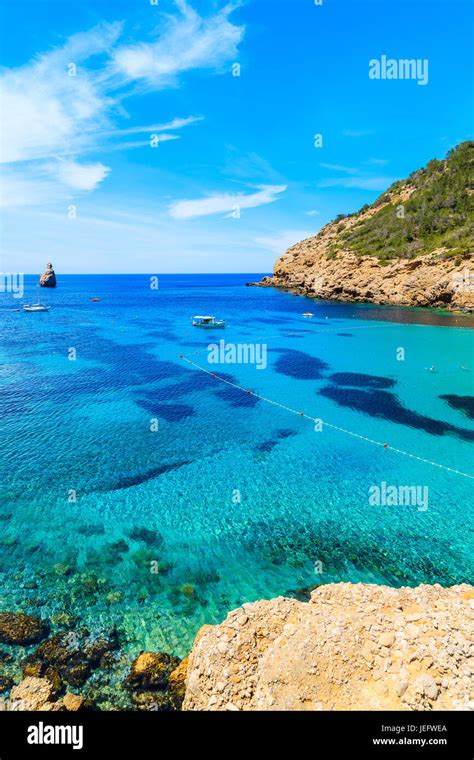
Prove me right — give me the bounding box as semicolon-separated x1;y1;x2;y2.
183;583;473;711
39;262;56;288
254;141;474;312
257;241;473;312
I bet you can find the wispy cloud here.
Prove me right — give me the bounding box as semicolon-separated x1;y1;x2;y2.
0;2;243;206
318;176;395;191
320;162;358;174
1;22;122;165
342;128;374;138
367;157;389;166
109;116;203;137
110;1;244;87
318;161;394;191
168;184;287;219
254;229;313;254
46;160;111;190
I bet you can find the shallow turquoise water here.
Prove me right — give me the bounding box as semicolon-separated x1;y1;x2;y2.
0;275;473;659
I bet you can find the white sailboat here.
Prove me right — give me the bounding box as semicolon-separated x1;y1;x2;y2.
23;303;51;312
23;285;51;312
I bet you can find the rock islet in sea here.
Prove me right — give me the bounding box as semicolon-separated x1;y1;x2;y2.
39;262;56;288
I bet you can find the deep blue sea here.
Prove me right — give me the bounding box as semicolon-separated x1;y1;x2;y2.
1;274;473;667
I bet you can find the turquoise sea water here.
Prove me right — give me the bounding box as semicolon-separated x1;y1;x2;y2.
0;274;473;666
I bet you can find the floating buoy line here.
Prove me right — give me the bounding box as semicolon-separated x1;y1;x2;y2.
178;320;474;480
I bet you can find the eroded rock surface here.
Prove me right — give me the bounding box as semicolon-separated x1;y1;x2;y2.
183;583;473;711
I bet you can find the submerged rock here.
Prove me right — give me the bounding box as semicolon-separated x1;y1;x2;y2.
124;651;180;692
0;676;13;692
168;657;188;709
39;262;56;288
0;612;50;645
23;628;119;688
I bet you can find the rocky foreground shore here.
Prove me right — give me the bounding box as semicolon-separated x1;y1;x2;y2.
183;583;473;711
1;583;471;711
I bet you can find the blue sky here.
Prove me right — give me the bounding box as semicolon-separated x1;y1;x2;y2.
1;0;472;273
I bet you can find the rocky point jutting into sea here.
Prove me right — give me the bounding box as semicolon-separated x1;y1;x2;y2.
251;142;474;312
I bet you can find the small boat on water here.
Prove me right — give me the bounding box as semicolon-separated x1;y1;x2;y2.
91;298;100;302
303;312;315;318
192;315;225;328
23;302;50;312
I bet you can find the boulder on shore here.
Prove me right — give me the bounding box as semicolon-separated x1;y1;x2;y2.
39;262;56;287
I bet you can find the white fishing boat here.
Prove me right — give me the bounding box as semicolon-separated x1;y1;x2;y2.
23;302;51;312
192;315;225;328
303;312;315;318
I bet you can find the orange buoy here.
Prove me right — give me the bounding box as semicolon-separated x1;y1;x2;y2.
383;443;388;448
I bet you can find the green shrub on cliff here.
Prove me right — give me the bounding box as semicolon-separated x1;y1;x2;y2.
339;141;474;260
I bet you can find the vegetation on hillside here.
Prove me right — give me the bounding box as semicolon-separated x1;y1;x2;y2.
331;141;474;262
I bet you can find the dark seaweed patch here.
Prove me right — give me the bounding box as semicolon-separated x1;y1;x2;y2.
214;385;260;408
255;440;278;453
319;386;474;441
107;461;191;491
273;349;329;380
276;429;297;439
77;525;105;537
241;518;470;586
137;399;195;421
146;330;181;342
128;527;164;548
440;394;474;420
329;372;396;389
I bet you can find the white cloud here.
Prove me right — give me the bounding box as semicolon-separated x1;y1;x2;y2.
111;1;244;87
254;229;313;254
110;116;203;137
320;162;358;175
0;2;244;206
306;209;320;216
47;160;111;190
342;129;374;138
367;157;389;166
318;176;395;191
168;184;287;219
318;162;395;191
0;23;122;165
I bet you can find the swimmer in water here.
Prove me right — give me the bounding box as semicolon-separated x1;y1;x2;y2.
425;365;437;372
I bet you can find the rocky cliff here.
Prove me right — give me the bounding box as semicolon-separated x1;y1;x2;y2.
39;262;56;287
254;142;474;312
183;583;473;711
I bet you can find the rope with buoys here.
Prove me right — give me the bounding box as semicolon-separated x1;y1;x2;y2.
178;354;474;480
